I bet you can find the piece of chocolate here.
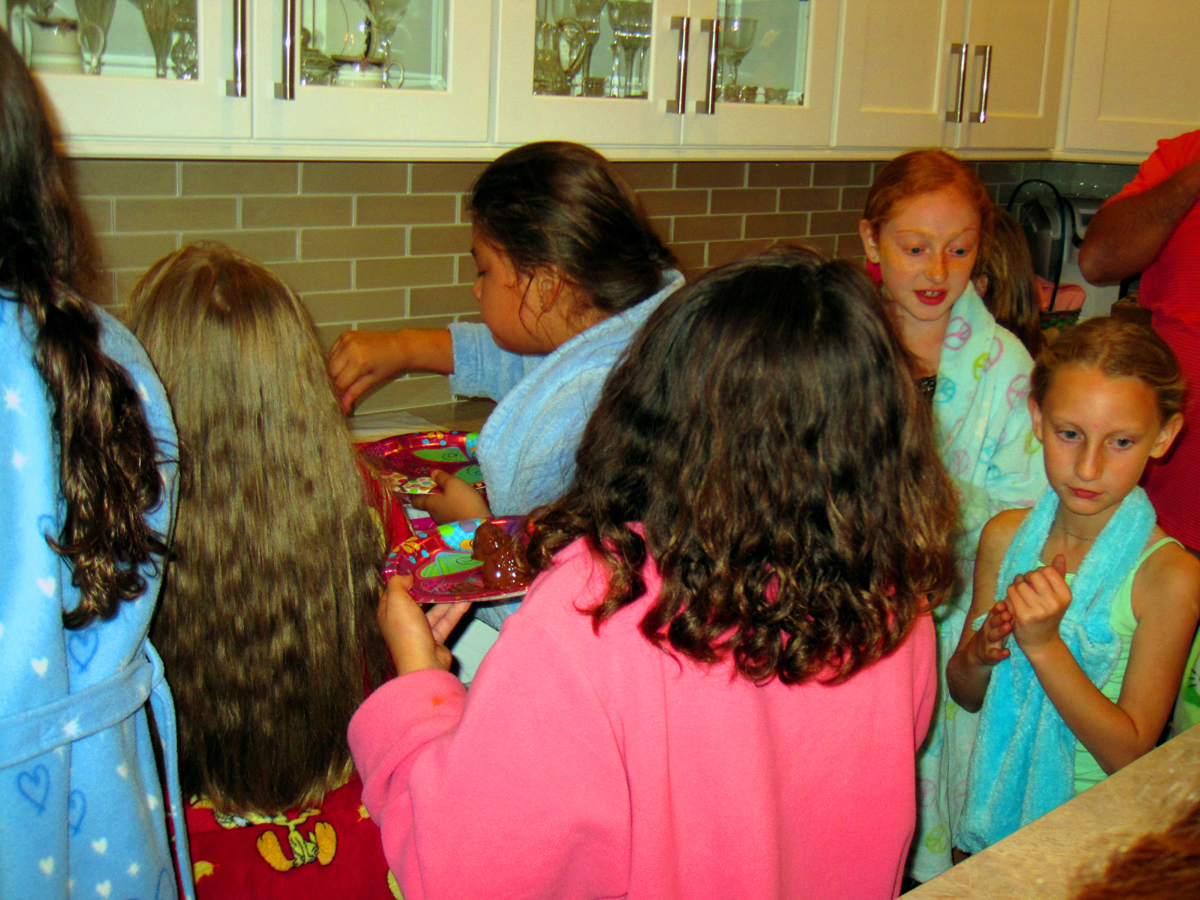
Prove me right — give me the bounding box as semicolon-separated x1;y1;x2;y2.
471;522;531;591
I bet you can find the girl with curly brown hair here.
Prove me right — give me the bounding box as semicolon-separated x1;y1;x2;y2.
349;247;960;900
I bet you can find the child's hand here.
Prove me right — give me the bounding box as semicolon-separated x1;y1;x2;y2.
327;330;406;413
972;600;1013;665
377;574;471;676
409;469;491;524
1007;554;1072;654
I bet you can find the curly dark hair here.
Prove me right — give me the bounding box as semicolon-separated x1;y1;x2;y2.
524;246;960;684
469;141;675;318
0;27;164;629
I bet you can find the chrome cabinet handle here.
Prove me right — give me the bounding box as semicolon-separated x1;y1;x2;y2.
667;15;690;114
274;0;298;100
945;42;968;123
969;44;992;123
226;0;247;98
695;18;719;114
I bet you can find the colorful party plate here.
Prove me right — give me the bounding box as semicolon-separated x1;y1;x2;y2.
382;516;528;604
357;430;485;495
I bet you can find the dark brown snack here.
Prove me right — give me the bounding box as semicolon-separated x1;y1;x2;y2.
471;522;532;591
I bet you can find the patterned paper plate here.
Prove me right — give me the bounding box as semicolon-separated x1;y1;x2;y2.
357;430;485;495
382;516;527;604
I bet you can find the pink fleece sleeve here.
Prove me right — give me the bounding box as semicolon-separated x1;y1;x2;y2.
911;614;938;749
348;615;631;900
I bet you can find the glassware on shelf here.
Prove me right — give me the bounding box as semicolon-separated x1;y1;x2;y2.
533;18;569;95
168;0;195;79
360;0;411;67
548;0;605;97
74;0;115;74
717;15;756;93
607;0;650;98
127;0;175;78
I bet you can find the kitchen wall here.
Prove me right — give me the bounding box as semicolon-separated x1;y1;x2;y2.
73;155;1139;421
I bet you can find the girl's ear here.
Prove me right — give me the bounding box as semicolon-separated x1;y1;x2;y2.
1150;412;1184;459
531;267;565;312
1028;394;1046;444
859;219;880;264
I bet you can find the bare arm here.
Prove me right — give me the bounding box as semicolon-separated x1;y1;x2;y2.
948;509;1024;712
1016;542;1200;775
327;327;454;413
1078;158;1200;285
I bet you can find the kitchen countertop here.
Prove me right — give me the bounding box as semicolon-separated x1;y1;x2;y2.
907;726;1200;898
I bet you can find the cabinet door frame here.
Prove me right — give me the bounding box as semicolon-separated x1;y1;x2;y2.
40;0;252;157
832;0;967;148
956;0;1068;151
493;0;688;148
251;0;493;148
680;0;839;149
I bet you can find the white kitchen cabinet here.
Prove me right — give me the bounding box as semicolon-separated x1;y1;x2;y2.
253;0;492;148
834;0;1067;152
1063;0;1200;156
20;0;251;154
494;0;839;152
26;0;491;158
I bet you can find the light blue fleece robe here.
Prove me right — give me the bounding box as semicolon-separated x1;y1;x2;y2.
908;285;1047;881
449;269;685;628
0;299;194;900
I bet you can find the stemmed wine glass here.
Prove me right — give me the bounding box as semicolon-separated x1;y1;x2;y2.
75;0;116;75
608;0;651;98
551;0;605;96
128;0;175;78
718;16;757;93
360;0;412;67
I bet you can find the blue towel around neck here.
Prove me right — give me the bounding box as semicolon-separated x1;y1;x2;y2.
957;486;1157;852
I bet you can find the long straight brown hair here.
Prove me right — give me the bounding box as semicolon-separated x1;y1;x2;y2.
128;243;387;815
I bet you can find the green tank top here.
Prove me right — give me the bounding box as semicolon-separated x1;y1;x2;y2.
1070;537;1178;793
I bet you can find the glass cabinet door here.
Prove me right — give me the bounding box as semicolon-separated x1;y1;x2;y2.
500;0;836;151
4;0;250;151
252;0;491;146
681;0;837;148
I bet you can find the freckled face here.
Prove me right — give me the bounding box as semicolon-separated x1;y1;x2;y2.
1031;365;1181;526
860;185;981;327
470;229;550;355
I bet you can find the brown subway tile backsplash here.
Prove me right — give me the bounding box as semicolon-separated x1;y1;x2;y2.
302;161;409;195
182;161;298;196
357;255;455;291
638;189;708;217
410;224;473;256
812;161;875;187
301;226;407;260
410;284;477;318
96;232;178;270
748;162;813;188
74;159;176;196
73;153;1103;419
673;214;743;243
268;260;354;294
115;197;236;232
710;188;778;215
182;229;299;263
411;162;488;194
745;213;811;240
356;194;458;226
243;196;352;229
676;162;746;189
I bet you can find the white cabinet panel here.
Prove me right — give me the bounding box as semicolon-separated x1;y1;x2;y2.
1064;0;1200;155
